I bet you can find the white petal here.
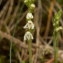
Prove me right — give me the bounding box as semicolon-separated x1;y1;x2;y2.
24;31;33;41
23;20;34;29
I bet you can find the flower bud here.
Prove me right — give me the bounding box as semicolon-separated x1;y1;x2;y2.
30;4;35;9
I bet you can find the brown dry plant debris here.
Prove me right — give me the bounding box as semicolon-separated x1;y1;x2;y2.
44;0;55;37
0;0;63;63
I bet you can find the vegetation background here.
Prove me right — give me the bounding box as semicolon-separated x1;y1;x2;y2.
0;0;63;63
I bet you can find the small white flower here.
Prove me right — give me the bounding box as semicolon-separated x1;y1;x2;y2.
24;31;33;41
30;4;35;8
26;12;33;19
55;27;63;31
24;0;28;3
23;20;34;29
53;23;55;26
53;21;59;26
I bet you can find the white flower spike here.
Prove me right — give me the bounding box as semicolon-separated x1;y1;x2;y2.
23;20;34;29
24;31;33;41
26;12;33;20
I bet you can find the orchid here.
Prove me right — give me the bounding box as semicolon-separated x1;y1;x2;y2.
24;31;33;41
23;20;34;29
26;12;33;20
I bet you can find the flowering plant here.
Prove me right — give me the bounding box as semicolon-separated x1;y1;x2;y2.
53;10;62;63
23;0;35;63
24;0;35;41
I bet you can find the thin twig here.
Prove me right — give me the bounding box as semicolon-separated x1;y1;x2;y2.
44;0;55;37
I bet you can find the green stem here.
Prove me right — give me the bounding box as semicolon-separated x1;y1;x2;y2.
28;39;32;63
10;23;17;63
10;41;12;63
53;32;59;63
